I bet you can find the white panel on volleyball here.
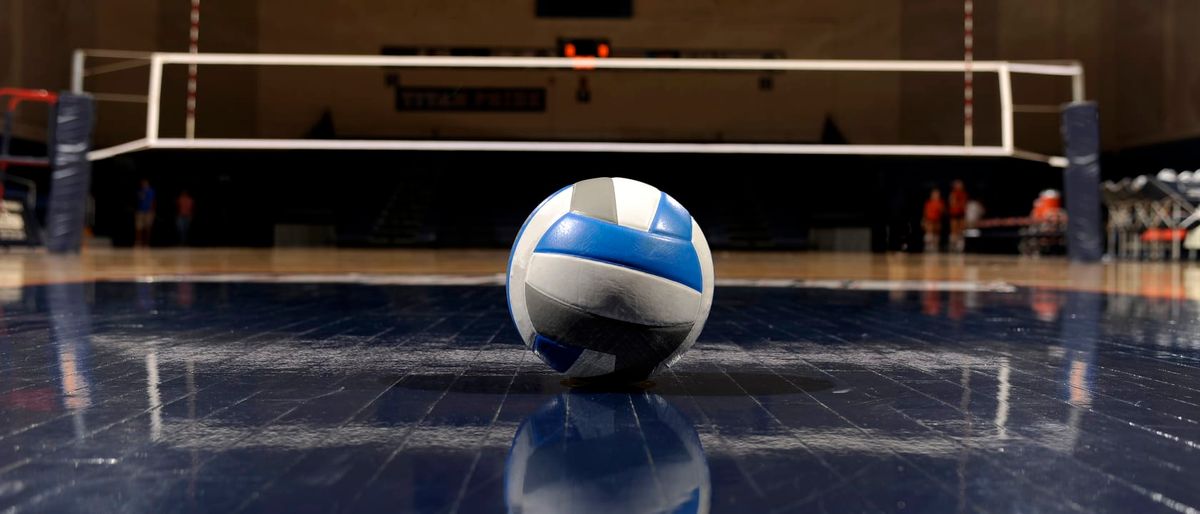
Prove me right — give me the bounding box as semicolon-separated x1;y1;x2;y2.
507;187;573;346
664;219;715;370
611;178;662;231
526;253;702;327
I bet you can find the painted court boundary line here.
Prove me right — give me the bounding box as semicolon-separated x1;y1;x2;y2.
120;273;1017;292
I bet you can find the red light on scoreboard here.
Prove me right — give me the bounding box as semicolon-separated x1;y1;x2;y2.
557;38;610;58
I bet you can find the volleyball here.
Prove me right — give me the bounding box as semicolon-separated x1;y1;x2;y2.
507;177;714;381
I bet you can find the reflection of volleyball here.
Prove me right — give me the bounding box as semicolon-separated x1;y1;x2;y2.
505;392;710;514
507;177;714;381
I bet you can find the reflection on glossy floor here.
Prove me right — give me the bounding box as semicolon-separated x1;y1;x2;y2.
1;248;1199;299
2;280;1198;513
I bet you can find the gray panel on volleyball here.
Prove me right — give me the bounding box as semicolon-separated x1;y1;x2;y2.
45;92;94;254
1061;102;1103;262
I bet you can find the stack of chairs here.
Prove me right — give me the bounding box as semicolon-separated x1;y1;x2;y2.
1019;190;1067;256
1101;169;1200;260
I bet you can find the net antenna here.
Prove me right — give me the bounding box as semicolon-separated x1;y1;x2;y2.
73;50;1085;167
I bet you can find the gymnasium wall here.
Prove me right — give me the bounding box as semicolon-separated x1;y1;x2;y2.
2;0;1199;151
993;0;1200;151
0;0;98;140
241;0;901;147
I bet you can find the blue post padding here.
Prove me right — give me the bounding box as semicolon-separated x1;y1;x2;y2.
45;92;94;254
533;334;584;373
1061;102;1103;262
534;212;703;291
650;192;693;240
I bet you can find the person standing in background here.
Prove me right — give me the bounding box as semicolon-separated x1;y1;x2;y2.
134;179;156;247
923;188;945;253
176;190;195;246
948;180;969;253
965;198;985;230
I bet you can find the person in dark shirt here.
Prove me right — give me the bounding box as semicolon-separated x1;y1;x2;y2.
135;179;155;246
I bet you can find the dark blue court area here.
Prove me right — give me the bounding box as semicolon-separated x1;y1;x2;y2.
2;281;1198;513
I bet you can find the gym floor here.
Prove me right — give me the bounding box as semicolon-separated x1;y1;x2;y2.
2;248;1197;296
2;249;1198;513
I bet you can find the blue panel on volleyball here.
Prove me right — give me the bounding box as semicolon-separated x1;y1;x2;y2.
650;192;693;240
1061;101;1103;262
45;92;94;254
534;212;703;291
532;334;584;372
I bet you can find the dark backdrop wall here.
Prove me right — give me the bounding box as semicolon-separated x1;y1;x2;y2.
89;149;1063;250
2;0;1199;248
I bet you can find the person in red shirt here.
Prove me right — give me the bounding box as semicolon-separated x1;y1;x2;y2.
923;188;945;252
1031;189;1062;223
948;180;969;253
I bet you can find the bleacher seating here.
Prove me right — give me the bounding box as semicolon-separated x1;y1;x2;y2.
1101;168;1199;260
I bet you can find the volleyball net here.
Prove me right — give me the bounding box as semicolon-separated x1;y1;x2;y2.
73;50;1084;167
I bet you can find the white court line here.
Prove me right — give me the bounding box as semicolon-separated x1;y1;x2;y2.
715;278;1016;292
124;273;1016;292
131;273;509;286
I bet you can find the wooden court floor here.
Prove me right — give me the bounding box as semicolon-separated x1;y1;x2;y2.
3;248;1198;513
1;248;1197;299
